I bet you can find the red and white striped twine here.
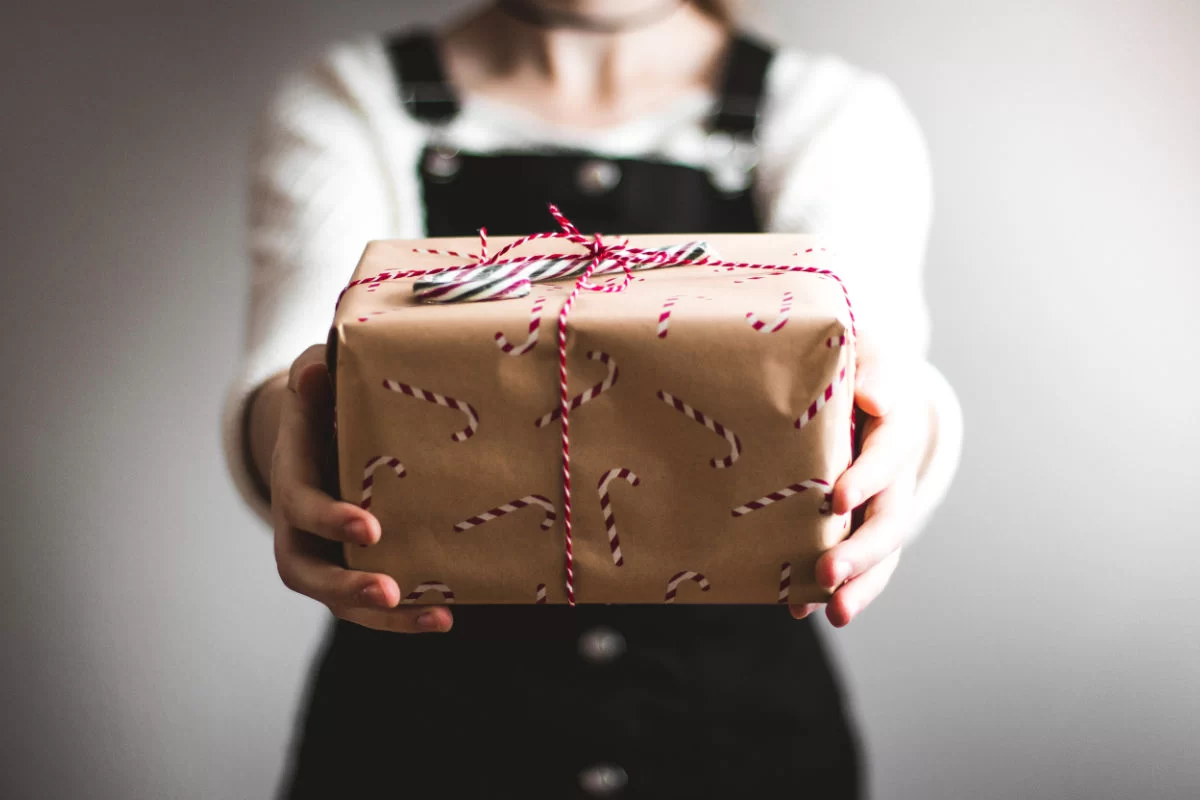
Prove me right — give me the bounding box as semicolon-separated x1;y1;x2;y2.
731;479;833;518
778;562;792;604
656;390;742;469
664;570;711;603
360;455;405;510
453;494;557;532
553;217;597;604
535;583;547;604
495;296;546;356
336;205;856;605
745;290;793;334
534;350;618;428
403;582;456;604
381;379;479;442
597;468;640;566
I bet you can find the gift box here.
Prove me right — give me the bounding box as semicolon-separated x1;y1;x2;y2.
328;222;856;605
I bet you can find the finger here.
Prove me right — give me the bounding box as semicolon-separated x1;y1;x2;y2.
272;373;379;546
825;549;901;628
339;605;455;634
292;359;333;426
788;603;824;620
276;477;380;546
833;401;921;515
819;472;916;589
275;525;399;609
287;344;329;391
278;364;332;487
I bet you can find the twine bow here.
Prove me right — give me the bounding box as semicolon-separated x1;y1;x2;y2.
337;205;857;606
411;212;713;303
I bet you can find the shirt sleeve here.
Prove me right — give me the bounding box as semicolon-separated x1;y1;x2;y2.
220;42;401;524
756;51;963;529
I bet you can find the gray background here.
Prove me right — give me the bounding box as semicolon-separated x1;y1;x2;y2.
2;1;1198;798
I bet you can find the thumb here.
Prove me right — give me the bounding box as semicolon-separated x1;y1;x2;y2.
288;344;332;420
296;360;332;416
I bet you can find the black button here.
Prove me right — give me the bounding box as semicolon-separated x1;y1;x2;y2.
577;626;626;664
578;764;628;796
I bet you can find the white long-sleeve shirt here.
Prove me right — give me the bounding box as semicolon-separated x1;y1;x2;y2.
223;34;963;527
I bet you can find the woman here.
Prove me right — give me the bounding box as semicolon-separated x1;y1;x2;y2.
223;1;962;796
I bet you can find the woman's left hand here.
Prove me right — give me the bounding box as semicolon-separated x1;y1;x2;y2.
791;335;932;627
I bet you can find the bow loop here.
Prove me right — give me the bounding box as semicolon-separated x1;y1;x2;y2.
412;205;713;304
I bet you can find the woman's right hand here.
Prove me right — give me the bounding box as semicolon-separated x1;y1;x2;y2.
270;344;454;633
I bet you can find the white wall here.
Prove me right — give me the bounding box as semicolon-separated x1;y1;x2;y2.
1;1;1197;797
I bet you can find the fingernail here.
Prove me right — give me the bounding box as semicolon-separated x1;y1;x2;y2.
345;519;372;543
360;584;386;606
416;612;442;632
833;560;853;586
792;603;824;621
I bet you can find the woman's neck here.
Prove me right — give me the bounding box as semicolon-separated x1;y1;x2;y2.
442;1;729;129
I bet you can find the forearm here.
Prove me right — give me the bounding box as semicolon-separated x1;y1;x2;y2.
910;362;963;531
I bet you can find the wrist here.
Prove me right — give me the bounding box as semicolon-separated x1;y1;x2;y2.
245;372;288;502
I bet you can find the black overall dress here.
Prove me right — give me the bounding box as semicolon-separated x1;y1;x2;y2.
284;32;862;800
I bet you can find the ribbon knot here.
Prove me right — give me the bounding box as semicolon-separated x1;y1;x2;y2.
411;206;713;304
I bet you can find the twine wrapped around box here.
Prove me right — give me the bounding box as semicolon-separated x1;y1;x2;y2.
330;206;858;605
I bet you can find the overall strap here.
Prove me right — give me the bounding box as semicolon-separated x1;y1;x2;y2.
709;33;775;137
385;30;461;123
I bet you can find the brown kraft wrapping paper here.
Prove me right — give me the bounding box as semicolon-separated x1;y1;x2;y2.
330;233;855;605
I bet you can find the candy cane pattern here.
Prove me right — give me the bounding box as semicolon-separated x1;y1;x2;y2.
453;494;557;532
381;379;479;442
794;335;849;430
745;291;793;334
657;295;714;338
656;295;680;338
534;350;618;428
494;296;546;356
596;468;640;566
402;582;456;604
535;584;547;604
731;269;790;284
664;571;711;603
360;455;405;510
731;479;833;517
335;206;862;607
794;363;849;431
655;390;742;469
778;562;792;604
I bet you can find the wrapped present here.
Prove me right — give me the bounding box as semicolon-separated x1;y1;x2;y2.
329;210;857;605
